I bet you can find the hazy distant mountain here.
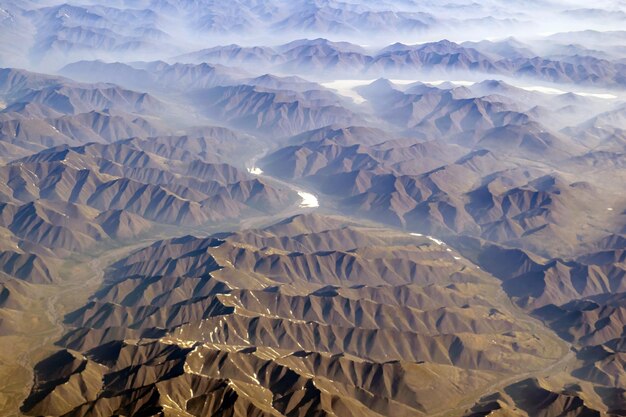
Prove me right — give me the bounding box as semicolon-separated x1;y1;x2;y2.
60;60;249;92
173;37;626;88
173;44;282;67
193;84;364;136
0;67;166;117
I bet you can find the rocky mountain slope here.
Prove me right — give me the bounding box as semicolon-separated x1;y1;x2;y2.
22;214;574;417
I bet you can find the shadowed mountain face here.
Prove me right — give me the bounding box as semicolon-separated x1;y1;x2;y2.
0;1;626;416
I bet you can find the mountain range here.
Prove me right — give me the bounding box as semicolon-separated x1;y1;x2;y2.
0;1;625;416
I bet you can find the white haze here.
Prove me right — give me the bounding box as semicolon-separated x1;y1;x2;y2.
321;79;620;105
2;0;626;72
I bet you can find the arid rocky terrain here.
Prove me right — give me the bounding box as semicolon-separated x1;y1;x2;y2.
0;1;625;416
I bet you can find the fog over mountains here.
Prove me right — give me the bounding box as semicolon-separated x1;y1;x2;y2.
0;1;625;416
